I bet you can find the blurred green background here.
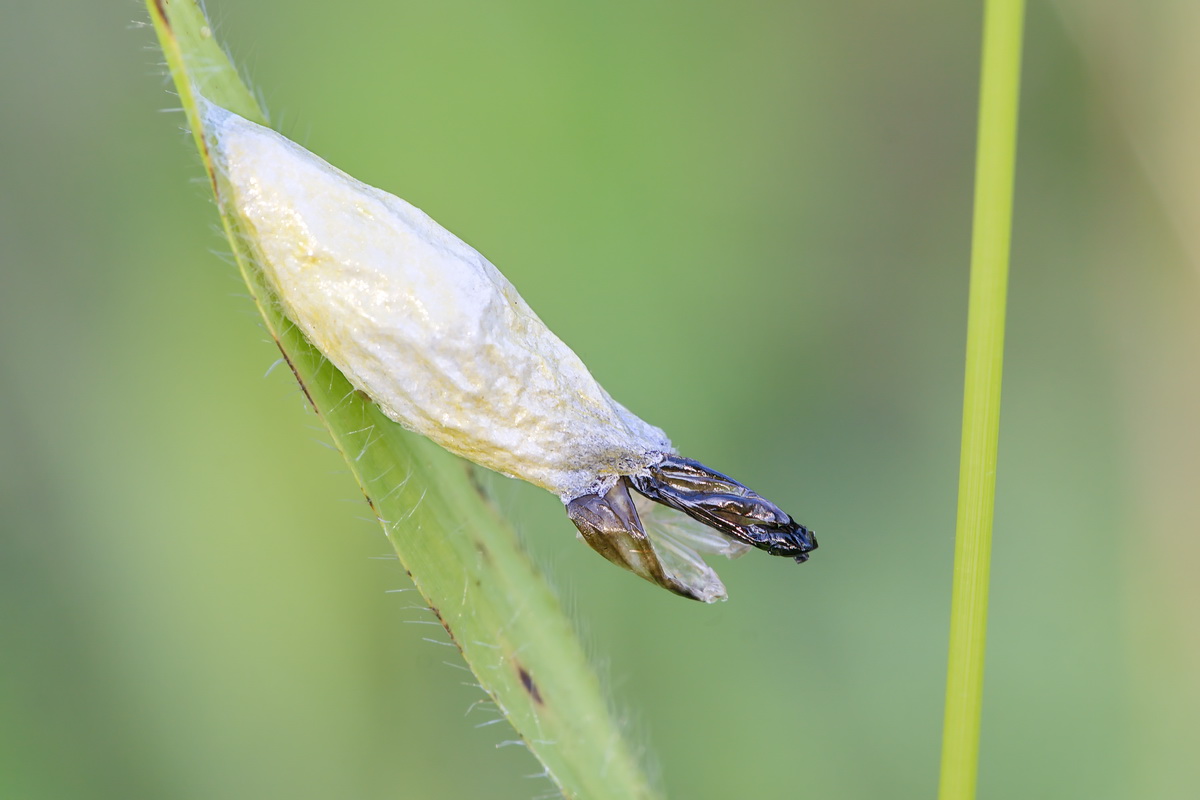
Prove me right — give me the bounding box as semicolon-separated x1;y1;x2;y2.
3;1;1198;798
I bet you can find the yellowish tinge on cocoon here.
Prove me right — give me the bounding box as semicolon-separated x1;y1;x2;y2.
202;102;669;500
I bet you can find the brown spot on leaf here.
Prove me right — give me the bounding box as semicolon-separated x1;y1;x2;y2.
274;341;317;411
427;605;460;648
474;540;491;562
464;463;489;498
516;663;544;705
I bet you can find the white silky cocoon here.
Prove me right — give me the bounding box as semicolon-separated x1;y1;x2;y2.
203;103;672;500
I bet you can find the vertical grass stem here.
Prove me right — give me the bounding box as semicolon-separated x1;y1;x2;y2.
938;2;1025;798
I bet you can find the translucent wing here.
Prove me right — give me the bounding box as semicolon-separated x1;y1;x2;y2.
568;481;730;602
633;495;752;560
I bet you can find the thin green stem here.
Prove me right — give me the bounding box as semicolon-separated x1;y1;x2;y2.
145;2;660;797
938;1;1024;798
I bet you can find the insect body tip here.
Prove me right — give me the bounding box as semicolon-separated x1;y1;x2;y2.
629;456;818;562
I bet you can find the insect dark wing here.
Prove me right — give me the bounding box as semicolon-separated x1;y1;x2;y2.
628;456;818;562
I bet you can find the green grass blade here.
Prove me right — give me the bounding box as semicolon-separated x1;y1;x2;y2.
146;2;661;797
938;1;1024;798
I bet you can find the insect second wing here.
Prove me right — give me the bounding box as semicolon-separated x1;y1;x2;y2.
567;480;729;603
